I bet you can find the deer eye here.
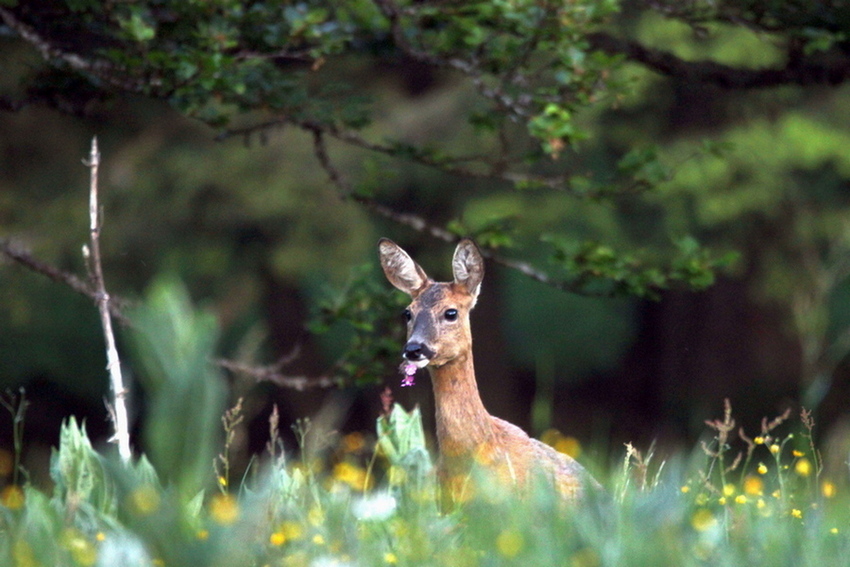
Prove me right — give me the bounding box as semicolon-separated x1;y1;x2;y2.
403;308;412;322
444;308;458;321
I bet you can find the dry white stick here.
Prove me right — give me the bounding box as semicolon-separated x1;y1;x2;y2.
84;137;132;463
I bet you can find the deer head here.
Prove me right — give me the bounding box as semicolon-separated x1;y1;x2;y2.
378;238;484;369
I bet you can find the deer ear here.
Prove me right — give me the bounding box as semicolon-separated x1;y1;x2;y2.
452;239;484;305
378;238;429;297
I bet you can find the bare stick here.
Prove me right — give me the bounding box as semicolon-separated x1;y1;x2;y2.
83;137;132;463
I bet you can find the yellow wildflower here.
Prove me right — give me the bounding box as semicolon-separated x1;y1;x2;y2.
735;494;748;504
270;532;286;546
308;506;325;526
680;485;691;494
769;444;780;455
129;484;160;516
1;485;25;510
312;534;325;546
209;493;239;525
282;521;304;540
795;458;812;477
690;509;717;532
61;528;97;567
791;509;803;519
722;484;736;497
822;481;837;499
384;552;398;564
792;450;804;458
341;432;366;453
753;436;765;445
757;462;768;475
554;436;582;459
831;528;839;535
333;461;371;491
744;476;764;495
496;529;524;558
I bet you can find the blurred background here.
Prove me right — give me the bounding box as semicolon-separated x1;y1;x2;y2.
3;1;850;484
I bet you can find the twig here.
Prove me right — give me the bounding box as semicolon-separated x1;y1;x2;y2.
0;7;149;93
0;240;340;389
82;137;132;463
308;124;620;297
215;357;338;391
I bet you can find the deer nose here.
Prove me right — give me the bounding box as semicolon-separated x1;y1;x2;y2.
403;341;434;361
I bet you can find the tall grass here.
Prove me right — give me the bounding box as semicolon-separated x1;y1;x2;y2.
0;280;848;566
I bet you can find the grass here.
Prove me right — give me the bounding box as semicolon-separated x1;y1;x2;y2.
0;282;848;566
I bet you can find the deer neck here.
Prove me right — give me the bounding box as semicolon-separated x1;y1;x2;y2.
428;352;494;457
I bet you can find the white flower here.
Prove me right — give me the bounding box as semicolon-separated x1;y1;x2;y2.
352;492;398;521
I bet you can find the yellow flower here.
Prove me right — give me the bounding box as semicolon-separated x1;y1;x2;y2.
384;552;398;564
341;432;366;453
830;528;839;535
496;529;524;558
129;484;160;516
722;484;736;497
282;521;304;540
757;498;766;509
795;458;812;477
209;493;239;525
822;481;837;499
744;476;764;495
312;534;325;546
308;506;325;526
769;444;780;455
1;485;25;510
270;532;286;546
792;450;804;458
718;497;727;505
554;436;582;459
680;485;691;494
61;528;97;567
333;461;371;491
735;494;748;504
753;436;765;445
690;509;717;532
772;490;781;499
95;532;106;542
757;462;768;475
791;508;803;519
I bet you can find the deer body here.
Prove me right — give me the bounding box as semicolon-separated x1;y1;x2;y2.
379;238;599;502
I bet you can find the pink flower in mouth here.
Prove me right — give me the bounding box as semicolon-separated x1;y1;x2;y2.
400;362;417;387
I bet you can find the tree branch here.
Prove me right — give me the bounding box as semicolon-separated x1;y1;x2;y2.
587;31;850;88
0;7;149;93
0;239;339;390
309;125;608;296
82;137;133;463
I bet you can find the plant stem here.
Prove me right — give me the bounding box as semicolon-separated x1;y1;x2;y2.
85;137;132;463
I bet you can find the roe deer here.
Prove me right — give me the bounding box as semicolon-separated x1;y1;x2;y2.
378;238;601;502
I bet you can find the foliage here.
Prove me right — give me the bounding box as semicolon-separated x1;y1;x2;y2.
127;276;226;500
1;372;849;566
0;0;740;299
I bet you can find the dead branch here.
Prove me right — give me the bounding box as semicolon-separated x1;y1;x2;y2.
82;137;133;462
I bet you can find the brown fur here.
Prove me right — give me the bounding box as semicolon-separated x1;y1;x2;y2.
379;238;600;503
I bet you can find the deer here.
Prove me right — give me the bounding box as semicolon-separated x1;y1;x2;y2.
378;237;602;504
